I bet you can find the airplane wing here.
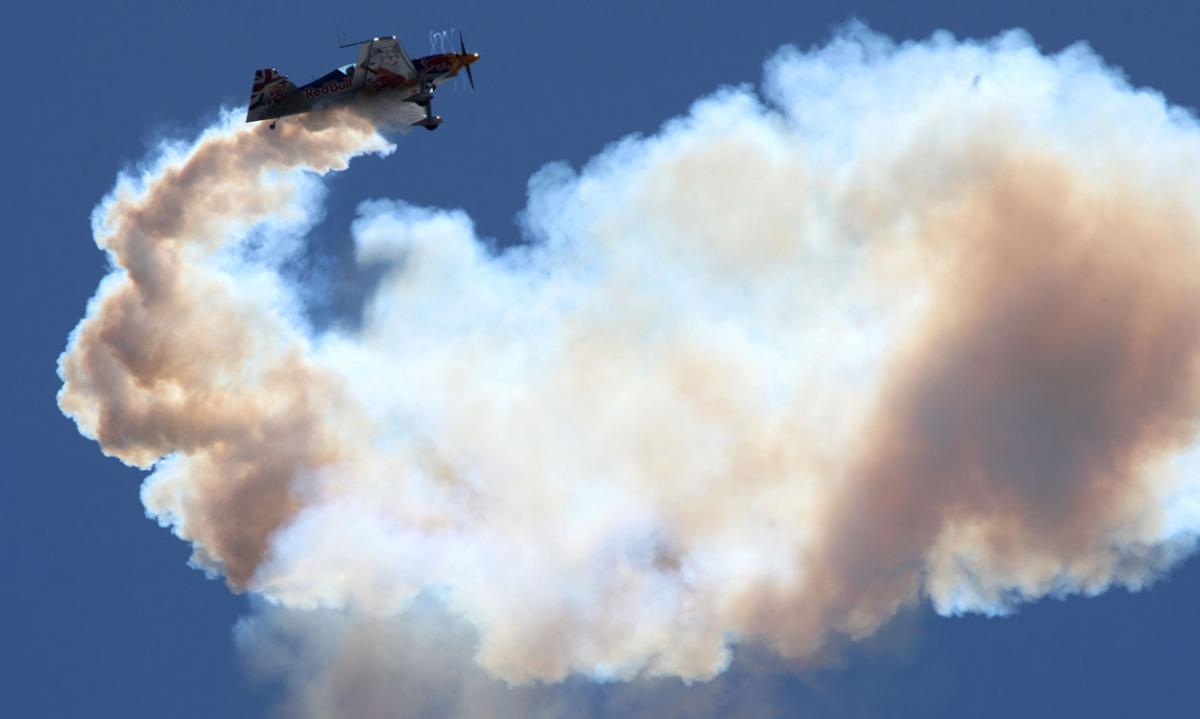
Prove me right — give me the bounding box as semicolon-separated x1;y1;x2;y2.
356;36;415;79
392;100;431;130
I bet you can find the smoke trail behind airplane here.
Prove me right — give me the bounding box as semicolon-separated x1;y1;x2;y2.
59;24;1200;696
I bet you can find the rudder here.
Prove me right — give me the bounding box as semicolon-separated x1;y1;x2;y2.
246;68;297;122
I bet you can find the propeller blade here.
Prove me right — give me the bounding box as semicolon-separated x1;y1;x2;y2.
460;31;476;91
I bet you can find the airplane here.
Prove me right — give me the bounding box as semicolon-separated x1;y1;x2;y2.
246;33;479;131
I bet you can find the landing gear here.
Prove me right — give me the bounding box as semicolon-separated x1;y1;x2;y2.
269;120;277;130
417;98;442;131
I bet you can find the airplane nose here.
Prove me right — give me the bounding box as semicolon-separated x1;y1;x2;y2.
467;52;480;64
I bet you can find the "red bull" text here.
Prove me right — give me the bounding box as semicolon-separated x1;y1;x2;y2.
303;77;352;99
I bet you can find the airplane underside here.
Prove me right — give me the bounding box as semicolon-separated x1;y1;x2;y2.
255;82;445;131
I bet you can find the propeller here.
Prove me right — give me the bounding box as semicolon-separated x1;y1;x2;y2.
459;31;476;91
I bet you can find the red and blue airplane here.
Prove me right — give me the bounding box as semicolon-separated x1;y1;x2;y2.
246;33;479;130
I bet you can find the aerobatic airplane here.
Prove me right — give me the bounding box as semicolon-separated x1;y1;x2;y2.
246;33;479;130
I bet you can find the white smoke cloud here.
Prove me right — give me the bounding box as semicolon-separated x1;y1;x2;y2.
60;24;1200;714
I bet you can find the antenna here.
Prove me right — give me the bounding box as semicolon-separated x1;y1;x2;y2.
337;28;373;48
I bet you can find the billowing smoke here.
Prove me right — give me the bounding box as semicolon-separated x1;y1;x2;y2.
60;24;1200;707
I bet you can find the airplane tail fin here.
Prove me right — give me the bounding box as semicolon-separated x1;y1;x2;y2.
246;68;297;122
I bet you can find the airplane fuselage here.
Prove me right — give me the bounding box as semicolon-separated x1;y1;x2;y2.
247;47;480;127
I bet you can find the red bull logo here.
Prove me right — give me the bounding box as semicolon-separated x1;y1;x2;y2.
303;76;353;99
266;82;289;102
418;54;456;74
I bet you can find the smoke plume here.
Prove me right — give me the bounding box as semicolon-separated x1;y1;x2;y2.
60;25;1200;707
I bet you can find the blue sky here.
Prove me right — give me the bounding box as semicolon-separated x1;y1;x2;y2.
5;1;1200;716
